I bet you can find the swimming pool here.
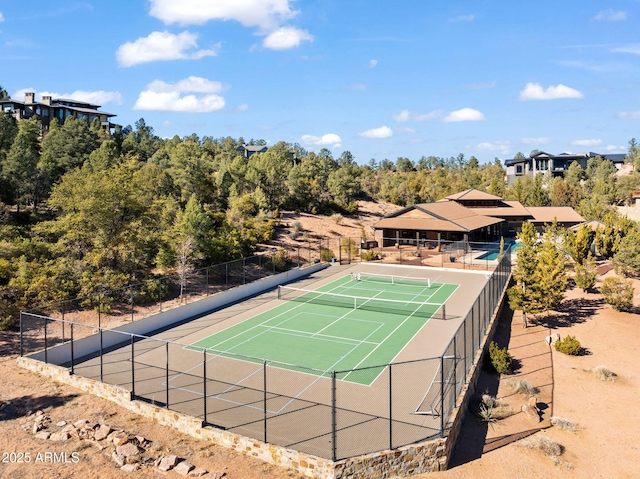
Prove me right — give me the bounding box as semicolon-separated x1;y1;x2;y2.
476;242;521;261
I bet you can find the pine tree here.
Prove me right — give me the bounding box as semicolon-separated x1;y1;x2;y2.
3;116;42;210
533;226;569;313
574;254;597;292
507;222;539;328
568;223;593;265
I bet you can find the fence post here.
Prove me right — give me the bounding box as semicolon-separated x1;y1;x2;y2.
19;312;23;357
130;286;134;321
44;315;48;364
389;363;393;450
70;323;74;375
263;360;267;443
440;355;445;437
453;336;457;400
100;328;104;383
463;312;467;380
61;302;65;344
332;371;337;462
165;342;169;409
131;335;135;398
203;348;207;425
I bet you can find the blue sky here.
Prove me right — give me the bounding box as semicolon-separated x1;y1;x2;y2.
2;1;640;164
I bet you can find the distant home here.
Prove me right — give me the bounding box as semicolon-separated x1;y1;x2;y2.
0;92;118;133
373;188;585;246
504;151;626;186
237;144;268;158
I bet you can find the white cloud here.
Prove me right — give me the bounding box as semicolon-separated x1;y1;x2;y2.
0;12;4;22
116;31;219;67
149;0;297;31
477;141;511;154
449;14;476;22
612;44;640;55
369;59;378;68
522;137;550;145
359;126;393;139
392;109;439;122
13;88;122;105
133;76;225;112
593;9;626;21
571;139;602;147
262;26;313;49
238;103;249;112
443;108;486;122
519;82;584;101
618;111;640;119
301;133;342;148
602;144;626;152
396;127;416;134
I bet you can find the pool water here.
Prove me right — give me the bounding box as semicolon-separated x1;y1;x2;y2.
476;242;521;260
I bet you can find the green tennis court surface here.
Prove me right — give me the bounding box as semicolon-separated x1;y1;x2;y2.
188;273;458;385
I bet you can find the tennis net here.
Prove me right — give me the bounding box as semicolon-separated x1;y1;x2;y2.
353;272;432;288
277;285;446;319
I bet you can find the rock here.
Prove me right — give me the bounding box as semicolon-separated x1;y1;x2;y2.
528;396;538;407
189;468;209;477
112;451;126;466
545;333;560;345
121;464;139;472
134;435;147;446
49;432;70;441
116;443;142;458
521;404;541;422
56;421;67;427
112;431;129;447
35;410;44;417
32;422;41;434
175;461;195;475
78;427;95;440
73;419;89;429
93;424;111;441
34;414;45;423
35;431;51;440
158;455;179;471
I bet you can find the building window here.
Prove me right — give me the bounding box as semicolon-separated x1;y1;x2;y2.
516;164;523;174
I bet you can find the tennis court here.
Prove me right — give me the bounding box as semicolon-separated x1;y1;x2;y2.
187;272;458;385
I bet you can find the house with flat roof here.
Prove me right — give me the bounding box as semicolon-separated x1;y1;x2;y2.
237;144;268;158
0;92;118;133
504;151;626;186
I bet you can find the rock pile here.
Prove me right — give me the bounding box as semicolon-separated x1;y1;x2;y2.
22;408;225;477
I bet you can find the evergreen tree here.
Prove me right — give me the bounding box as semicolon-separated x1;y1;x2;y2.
533;225;569;313
574;254;597;292
611;227;640;276
568;223;593;265
3;116;42;209
508;222;539;327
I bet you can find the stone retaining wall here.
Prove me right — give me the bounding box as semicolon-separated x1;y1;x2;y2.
17;276;511;478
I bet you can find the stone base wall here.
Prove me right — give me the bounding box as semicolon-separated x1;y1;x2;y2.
17;276;511;479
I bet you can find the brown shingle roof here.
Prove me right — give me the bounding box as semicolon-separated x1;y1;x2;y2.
526;207;585;224
444;188;504;201
374;201;504;233
472;201;532;218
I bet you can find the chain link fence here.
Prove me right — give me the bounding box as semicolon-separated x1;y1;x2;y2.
20;243;512;461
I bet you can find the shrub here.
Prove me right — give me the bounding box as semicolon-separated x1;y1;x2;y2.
330;213;344;225
473;393;513;425
584;366;617;382
502;377;539;397
550;416;578;433
320;248;335;262
488;341;512;374
600;276;634;311
360;250;376;261
573;257;597;292
554;335;582;356
518;434;564;459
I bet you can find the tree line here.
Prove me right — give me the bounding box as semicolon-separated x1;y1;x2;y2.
1;88;640;326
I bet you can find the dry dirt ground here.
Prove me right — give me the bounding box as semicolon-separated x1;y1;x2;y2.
1;205;639;478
